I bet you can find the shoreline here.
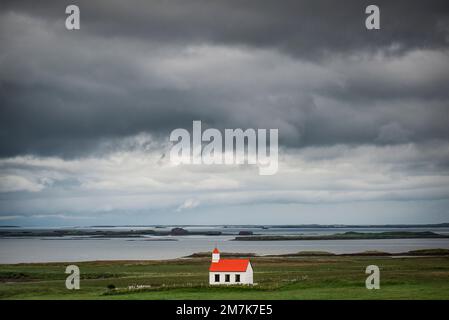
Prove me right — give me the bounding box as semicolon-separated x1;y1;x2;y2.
1;248;448;266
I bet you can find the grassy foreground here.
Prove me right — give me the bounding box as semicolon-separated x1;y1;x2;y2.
1;255;449;300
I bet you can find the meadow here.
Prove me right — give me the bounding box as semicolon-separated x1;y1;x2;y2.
1;254;449;300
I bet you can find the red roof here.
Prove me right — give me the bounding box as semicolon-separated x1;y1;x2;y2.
209;259;250;272
213;248;220;254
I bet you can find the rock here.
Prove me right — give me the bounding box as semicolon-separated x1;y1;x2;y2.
170;227;189;235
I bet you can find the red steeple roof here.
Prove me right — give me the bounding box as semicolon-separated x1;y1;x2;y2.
213;248;220;254
209;259;250;272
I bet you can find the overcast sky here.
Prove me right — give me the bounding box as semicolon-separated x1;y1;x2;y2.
0;0;448;226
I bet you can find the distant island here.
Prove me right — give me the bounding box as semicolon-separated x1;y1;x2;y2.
185;248;449;258
233;231;449;241
0;227;222;238
1;224;449;239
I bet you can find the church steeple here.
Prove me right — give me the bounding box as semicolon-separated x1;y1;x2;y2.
212;247;220;263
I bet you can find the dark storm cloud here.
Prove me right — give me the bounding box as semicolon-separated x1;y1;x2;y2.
0;0;448;157
1;0;448;57
0;82;228;157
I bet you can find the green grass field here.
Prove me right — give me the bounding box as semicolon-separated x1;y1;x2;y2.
1;255;448;299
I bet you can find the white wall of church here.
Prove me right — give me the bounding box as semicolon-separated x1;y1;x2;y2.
209;264;253;285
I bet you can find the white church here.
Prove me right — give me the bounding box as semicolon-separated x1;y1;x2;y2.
208;248;253;285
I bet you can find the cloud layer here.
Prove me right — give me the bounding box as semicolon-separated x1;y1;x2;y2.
0;1;448;225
